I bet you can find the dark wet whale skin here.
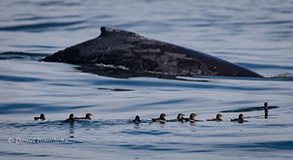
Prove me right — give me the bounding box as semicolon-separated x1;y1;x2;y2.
43;27;262;77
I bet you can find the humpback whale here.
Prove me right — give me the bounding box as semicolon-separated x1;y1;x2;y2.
42;27;262;78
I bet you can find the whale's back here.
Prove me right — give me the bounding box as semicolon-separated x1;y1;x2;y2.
43;27;262;78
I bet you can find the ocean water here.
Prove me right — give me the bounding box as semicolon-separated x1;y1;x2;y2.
0;0;293;159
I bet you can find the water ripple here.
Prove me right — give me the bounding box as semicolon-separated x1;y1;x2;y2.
221;106;279;113
0;21;85;32
0;75;42;82
0;52;48;60
121;129;171;135
217;140;293;150
0;103;96;114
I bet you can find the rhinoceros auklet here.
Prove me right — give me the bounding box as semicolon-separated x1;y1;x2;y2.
133;115;141;123
231;114;244;123
184;113;198;123
152;113;168;123
176;113;185;121
75;113;93;120
34;114;45;121
65;114;76;122
207;114;223;121
264;102;269;119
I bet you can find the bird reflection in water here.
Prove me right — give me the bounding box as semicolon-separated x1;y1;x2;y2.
69;122;74;138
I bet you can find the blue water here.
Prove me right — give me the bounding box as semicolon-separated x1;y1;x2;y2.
0;0;293;159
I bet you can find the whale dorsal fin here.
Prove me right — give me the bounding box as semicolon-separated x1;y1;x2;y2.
99;26;139;38
99;26;114;37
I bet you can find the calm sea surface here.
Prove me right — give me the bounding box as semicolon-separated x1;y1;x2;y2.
0;0;293;159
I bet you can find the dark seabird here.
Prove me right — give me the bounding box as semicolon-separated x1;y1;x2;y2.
176;113;185;121
184;113;198;123
167;113;185;122
133;115;141;123
207;114;223;121
231;114;244;123
152;113;168;123
264;102;269;119
34;114;45;121
75;113;93;120
65;114;76;122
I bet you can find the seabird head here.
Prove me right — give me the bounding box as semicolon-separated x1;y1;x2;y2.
239;114;244;119
160;113;168;119
135;115;140;121
40;114;45;119
216;114;223;119
190;113;198;119
86;113;93;118
69;114;74;119
177;113;185;120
